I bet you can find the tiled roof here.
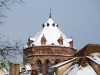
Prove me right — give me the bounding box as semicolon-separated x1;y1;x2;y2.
74;44;100;57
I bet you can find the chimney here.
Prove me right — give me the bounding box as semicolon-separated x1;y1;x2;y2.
9;63;20;75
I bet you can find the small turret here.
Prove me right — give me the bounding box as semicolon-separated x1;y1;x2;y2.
69;37;73;48
41;34;46;45
58;35;63;45
27;36;34;46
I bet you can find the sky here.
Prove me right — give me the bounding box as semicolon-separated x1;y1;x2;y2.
1;0;100;61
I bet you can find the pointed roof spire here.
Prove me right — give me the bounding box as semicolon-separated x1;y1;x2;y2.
49;9;52;18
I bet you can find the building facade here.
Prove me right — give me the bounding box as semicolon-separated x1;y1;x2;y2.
23;12;76;75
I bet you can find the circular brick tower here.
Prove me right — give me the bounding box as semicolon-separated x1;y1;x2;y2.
23;11;76;75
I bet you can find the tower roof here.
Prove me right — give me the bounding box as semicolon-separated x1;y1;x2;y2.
28;16;72;47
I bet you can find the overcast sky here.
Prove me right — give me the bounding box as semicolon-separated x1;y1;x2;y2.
1;0;100;61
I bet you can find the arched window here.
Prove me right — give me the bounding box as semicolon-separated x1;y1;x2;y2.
45;59;51;74
55;59;60;64
37;60;42;73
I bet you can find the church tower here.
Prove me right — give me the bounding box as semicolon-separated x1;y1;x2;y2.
23;10;76;75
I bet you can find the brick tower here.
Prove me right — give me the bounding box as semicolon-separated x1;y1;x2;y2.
23;10;76;75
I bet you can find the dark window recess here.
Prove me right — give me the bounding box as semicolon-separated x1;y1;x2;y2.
56;24;58;28
38;60;42;73
46;60;51;74
52;23;55;27
47;23;49;27
42;24;45;28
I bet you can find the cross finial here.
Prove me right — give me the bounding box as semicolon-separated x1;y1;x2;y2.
49;9;52;18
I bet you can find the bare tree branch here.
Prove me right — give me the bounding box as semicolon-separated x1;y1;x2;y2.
0;0;24;25
0;0;25;62
0;38;23;62
0;1;9;9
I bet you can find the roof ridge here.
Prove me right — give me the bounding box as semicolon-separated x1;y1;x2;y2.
80;44;90;66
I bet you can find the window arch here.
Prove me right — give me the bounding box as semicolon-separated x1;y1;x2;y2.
55;59;60;64
37;60;42;73
45;59;51;74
